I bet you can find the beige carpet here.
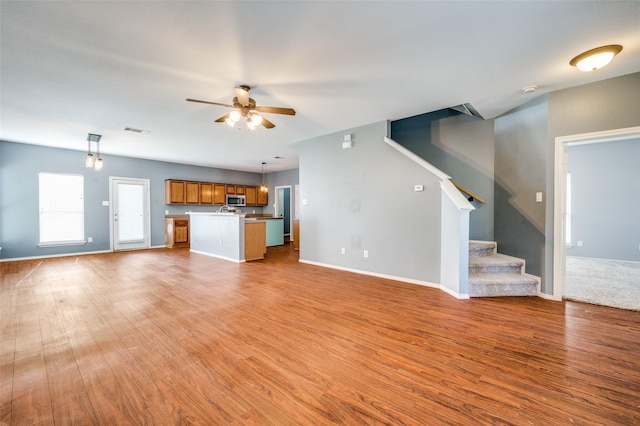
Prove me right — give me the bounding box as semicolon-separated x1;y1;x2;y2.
565;256;640;311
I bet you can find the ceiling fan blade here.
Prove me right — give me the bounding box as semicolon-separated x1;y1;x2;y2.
214;113;230;123
186;98;235;108
235;86;250;107
261;116;276;129
254;106;296;116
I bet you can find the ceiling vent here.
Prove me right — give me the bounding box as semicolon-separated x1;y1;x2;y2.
124;127;150;134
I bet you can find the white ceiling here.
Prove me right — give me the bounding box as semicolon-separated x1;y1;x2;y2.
2;1;639;173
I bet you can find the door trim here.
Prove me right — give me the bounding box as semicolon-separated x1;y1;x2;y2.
109;176;151;251
553;126;640;300
275;185;293;236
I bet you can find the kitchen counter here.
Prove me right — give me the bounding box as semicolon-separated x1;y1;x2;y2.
247;217;284;246
188;212;266;262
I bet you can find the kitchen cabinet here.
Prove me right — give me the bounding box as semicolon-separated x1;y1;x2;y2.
166;179;264;205
292;219;299;250
165;180;186;204
165;215;189;248
213;184;226;204
200;183;213;204
244;221;266;261
257;188;268;206
186;182;200;204
245;186;257;205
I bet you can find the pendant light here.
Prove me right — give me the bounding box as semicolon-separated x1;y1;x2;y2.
85;133;103;170
260;162;268;193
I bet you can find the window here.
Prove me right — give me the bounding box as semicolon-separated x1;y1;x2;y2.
39;172;85;246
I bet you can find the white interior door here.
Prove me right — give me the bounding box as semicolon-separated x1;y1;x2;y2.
110;177;150;251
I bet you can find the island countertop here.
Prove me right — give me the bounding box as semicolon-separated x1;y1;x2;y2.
188;212;266;262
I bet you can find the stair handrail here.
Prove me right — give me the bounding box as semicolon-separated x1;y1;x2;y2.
451;181;485;204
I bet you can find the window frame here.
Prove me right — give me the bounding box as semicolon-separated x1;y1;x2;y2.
38;172;86;247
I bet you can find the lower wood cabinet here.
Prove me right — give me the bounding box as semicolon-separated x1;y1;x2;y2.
165;216;190;248
292;219;300;250
244;221;266;261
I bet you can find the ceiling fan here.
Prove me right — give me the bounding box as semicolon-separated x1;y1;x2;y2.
186;85;296;130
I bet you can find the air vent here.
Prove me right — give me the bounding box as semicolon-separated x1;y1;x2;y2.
124;127;150;134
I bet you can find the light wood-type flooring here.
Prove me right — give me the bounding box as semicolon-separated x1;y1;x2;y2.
2;244;639;425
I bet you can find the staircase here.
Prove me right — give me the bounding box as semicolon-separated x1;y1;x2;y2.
468;241;539;297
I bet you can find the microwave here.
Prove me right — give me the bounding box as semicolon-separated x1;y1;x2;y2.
226;194;246;206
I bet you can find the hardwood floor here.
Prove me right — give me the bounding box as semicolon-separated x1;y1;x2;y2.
1;244;639;425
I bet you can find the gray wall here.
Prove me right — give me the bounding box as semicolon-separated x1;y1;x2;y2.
0;141;265;259
494;96;548;279
493;72;640;294
567;138;640;261
294;120;443;284
391;110;495;241
546;72;640;292
262;168;299;216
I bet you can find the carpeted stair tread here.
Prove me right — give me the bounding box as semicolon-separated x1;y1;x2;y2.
469;241;496;258
468;240;539;298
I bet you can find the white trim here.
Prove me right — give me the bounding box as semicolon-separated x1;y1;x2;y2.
299;258;470;299
0;249;112;263
274;185;293;236
440;179;475;212
553;126;640;300
189;249;244;263
384;136;451;181
109;176;151;252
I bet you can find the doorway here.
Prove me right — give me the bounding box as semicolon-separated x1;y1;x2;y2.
553;126;640;304
275;185;292;237
109;177;151;251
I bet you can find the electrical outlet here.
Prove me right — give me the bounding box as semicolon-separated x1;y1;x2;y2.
364;250;369;258
87;237;92;243
341;248;345;254
577;241;583;247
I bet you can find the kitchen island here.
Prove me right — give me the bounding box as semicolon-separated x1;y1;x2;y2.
189;212;266;262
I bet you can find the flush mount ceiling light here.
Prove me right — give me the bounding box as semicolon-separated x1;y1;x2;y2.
569;45;622;72
85;133;103;170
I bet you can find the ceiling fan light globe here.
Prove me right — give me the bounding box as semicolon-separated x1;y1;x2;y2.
230;110;241;121
247;121;257;131
225;117;236;127
251;114;263;126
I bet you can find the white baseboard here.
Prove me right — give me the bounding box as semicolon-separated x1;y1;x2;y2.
189;249;244;263
0;249;112;262
538;291;562;301
298;258;469;299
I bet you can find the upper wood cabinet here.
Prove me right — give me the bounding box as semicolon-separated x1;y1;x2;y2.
200;183;213;204
166;179;263;206
257;188;268;206
213;184;226;204
166;180;186;204
186;182;200;204
245;186;257;206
